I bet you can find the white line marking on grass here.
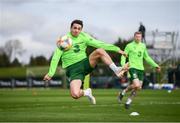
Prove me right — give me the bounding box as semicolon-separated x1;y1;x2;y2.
61;104;120;109
56;102;180;109
140;101;180;105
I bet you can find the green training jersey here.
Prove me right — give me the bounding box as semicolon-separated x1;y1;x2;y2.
121;41;158;70
48;32;121;77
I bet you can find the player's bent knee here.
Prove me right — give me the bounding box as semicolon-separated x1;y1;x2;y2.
71;94;79;99
95;48;105;55
136;85;142;90
134;84;141;90
137;86;142;90
71;92;80;99
71;95;79;99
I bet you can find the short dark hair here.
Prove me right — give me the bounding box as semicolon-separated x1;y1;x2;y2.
70;19;83;28
134;31;142;36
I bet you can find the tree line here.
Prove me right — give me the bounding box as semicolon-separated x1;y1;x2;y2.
0;38;131;68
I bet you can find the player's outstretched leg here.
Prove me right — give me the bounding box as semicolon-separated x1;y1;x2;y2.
125;90;136;109
117;90;126;103
89;48;129;78
118;82;134;103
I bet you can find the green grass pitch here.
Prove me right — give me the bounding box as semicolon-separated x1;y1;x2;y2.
0;88;180;122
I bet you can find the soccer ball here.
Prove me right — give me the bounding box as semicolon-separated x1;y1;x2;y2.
57;35;73;51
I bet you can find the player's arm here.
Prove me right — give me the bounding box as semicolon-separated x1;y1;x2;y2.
43;48;63;81
143;46;161;72
84;32;126;56
115;45;129;77
121;45;129;67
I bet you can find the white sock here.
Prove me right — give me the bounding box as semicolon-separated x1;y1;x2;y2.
121;90;126;95
126;98;132;104
83;88;91;96
109;63;119;73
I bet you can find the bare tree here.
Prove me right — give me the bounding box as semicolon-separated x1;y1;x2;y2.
4;39;25;62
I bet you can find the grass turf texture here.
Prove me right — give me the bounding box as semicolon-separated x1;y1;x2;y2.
0;89;179;122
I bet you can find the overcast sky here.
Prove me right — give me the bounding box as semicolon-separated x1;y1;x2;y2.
0;0;180;64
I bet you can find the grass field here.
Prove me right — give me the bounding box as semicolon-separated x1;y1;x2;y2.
0;88;180;122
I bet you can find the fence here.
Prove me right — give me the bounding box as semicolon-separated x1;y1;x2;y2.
0;64;180;89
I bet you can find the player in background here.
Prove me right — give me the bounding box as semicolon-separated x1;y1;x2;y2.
138;22;146;43
118;31;161;109
43;19;128;104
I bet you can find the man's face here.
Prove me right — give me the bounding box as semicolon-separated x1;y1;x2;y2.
70;23;82;37
134;34;142;43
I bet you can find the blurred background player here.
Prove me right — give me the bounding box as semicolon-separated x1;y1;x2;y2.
118;31;161;109
43;19;128;104
138;22;146;43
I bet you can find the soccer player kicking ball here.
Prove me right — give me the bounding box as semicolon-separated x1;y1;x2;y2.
43;19;128;104
118;31;161;109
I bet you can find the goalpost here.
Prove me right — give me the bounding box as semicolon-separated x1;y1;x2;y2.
146;30;179;84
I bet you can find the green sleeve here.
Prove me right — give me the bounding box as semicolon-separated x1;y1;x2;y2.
121;45;129;66
84;32;120;52
144;46;158;68
48;48;63;77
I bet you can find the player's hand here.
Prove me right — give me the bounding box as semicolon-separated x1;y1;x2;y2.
118;50;127;57
43;74;52;81
156;66;161;73
123;62;129;71
56;37;63;47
